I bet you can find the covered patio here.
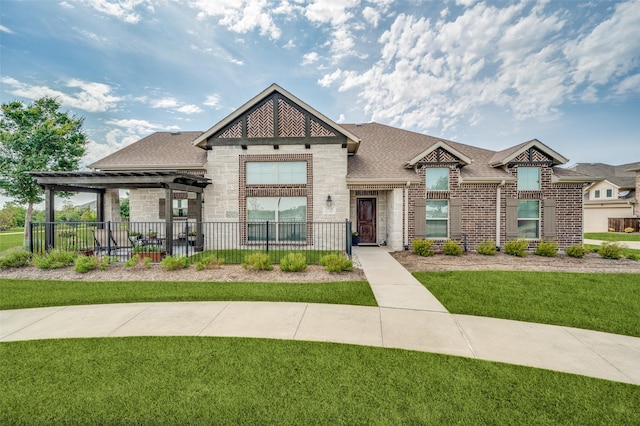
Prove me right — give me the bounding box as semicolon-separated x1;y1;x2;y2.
30;170;211;255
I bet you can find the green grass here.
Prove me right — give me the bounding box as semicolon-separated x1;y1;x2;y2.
0;279;376;310
0;232;24;252
190;249;341;265
585;232;640;242
1;337;638;425
414;271;640;337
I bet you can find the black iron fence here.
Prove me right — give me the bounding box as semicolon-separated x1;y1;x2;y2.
29;220;353;264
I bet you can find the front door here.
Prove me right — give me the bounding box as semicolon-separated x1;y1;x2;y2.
357;198;376;245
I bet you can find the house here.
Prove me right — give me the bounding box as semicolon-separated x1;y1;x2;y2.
568;162;640;232
87;84;591;252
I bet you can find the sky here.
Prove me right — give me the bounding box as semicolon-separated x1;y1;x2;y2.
1;0;639;207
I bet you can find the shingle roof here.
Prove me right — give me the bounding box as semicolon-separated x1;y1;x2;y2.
89;131;206;171
569;162;640;188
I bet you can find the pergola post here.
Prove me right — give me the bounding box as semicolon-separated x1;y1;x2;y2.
44;187;55;249
96;191;105;227
195;192;204;252
164;187;174;255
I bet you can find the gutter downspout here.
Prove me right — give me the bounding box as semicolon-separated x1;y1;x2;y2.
496;180;506;249
404;181;410;250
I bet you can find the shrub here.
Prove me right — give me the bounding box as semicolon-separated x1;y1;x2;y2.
32;249;77;269
124;254;140;268
279;252;308;272
598;242;624;260
243;252;273;271
0;250;31;269
534;239;558;257
412;239;434;257
504;239;528;257
143;257;152;268
624;227;634;233
475;239;497;256
442;240;463;256
627;253;640;261
608;228;615;232
565;243;588;259
319;253;353;273
98;256;113;270
74;256;98;273
160;255;190;271
195;255;224;271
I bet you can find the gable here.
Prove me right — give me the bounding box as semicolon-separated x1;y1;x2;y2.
405;140;472;168
489;139;568;167
193;84;360;153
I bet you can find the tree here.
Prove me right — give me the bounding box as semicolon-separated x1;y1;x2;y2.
0;97;87;246
120;197;130;220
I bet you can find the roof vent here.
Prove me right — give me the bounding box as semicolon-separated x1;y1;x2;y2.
171;132;181;135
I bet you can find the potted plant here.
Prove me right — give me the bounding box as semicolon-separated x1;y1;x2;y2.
147;230;158;239
132;245;165;262
187;229;197;246
352;231;360;246
130;231;142;240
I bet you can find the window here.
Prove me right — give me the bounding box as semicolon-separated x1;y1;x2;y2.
247;197;306;242
594;190;600;198
518;200;539;239
426;200;448;238
246;162;306;184
606;189;613;198
517;167;540;190
173;199;188;218
425;168;449;190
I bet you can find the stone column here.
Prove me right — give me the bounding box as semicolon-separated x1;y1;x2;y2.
103;189;121;223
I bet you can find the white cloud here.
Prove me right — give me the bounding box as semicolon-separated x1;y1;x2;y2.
302;52;320;65
150;97;179;108
106;118;179;134
614;73;640;96
564;0;640;86
176;104;203;114
0;24;13;33
204;94;222;108
1;76;121;112
362;7;381;27
74;0;153;23
191;0;282;39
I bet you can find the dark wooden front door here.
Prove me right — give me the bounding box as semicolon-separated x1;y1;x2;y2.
357;198;376;244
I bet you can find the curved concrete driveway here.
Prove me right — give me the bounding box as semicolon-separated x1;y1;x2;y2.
1;247;639;385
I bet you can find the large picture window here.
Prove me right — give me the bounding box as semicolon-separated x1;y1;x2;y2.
246;162;306;184
425;168;449;190
247;197;307;242
426;200;448;238
172;199;188;218
518;200;540;239
517;167;540;191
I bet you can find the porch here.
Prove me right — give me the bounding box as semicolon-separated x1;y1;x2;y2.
29;220;353;263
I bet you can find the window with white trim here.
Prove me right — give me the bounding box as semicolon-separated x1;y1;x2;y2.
517;167;540;191
173;199;188;218
247;197;306;242
246;162;306;184
606;189;613;198
425;168;449;190
426;200;448;238
518;200;540;239
594;190;601;198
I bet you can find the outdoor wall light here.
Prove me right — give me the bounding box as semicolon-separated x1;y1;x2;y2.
326;195;333;208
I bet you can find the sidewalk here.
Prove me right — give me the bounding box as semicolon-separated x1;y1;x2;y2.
1;246;639;385
584;239;640;249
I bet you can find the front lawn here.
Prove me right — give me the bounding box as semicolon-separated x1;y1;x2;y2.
414;271;640;337
0;232;23;253
0;279;376;310
1;337;638;425
585;232;640;242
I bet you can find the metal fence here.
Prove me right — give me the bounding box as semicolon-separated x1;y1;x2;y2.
29;220;353;264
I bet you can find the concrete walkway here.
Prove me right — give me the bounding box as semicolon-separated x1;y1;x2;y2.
1;246;639;385
584;239;640;249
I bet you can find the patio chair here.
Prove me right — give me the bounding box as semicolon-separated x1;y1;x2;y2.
110;229;134;250
92;229;111;254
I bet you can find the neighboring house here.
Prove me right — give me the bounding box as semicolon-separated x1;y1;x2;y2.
568;162;640;232
89;84;591;251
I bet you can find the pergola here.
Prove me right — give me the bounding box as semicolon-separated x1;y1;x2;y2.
30;170;211;254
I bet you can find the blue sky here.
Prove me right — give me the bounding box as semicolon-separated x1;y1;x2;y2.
1;0;639;206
